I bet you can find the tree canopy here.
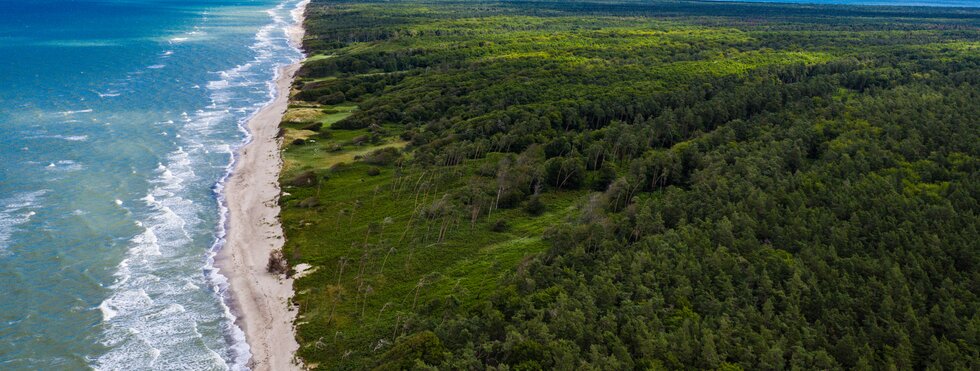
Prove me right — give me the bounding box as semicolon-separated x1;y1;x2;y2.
280;0;980;369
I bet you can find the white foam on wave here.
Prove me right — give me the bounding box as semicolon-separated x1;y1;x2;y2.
98;300;118;321
148;347;161;367
147;64;166;69
44;160;84;172
96;149;219;369
60;109;93;115
23;132;88;142
289;0;311;48
38;39;118;47
201;0;306;368
95;0;306;369
130;224;162;257
0;190;45;252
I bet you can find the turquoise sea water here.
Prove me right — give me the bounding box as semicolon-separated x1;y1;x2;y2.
0;0;304;369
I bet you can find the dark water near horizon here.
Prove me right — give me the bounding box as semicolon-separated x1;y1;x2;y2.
712;0;980;7
0;0;304;369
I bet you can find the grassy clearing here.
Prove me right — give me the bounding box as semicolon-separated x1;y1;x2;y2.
304;54;332;63
283;104;357;125
278;102;585;368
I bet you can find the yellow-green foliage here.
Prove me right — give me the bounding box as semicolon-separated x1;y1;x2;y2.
280;115;585;368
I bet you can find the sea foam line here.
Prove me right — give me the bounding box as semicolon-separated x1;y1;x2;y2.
0;190;45;253
206;0;306;368
93;0;305;369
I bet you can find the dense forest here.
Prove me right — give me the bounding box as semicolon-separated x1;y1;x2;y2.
278;0;980;369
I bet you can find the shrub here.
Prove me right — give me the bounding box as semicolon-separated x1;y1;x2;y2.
496;188;526;209
364;147;401;166
490;219;509;232
524;195;545;216
476;161;497;177
368;123;386;134
331;118;370;130
374;331;448;370
367;167;382;176
286;171;318;187
301;122;323;132
544;156;585;189
592;162;617;191
316;91;346;105
350;135;370;146
266;249;288;275
298;197;320;208
291;138;306;146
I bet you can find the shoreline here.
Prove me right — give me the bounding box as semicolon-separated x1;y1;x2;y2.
217;1;307;370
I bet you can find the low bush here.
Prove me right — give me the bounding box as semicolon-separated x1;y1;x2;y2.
266;249;288;275
287;171;318;187
490;219;509;232
302;122;323;132
364;147;401;166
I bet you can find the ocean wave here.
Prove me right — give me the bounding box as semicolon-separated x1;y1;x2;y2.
44;160;84;172
204;0;306;368
37;39;119;48
60;109;93;115
0;190;46;252
95;153;223;369
94;0;306;369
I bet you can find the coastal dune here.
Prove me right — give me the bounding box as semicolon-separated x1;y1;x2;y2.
218;1;308;370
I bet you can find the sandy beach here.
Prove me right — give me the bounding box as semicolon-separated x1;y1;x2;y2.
217;1;307;370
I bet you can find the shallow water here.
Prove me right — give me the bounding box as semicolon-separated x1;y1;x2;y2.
0;0;303;369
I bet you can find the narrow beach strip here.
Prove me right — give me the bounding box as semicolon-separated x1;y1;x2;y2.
218;1;308;369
